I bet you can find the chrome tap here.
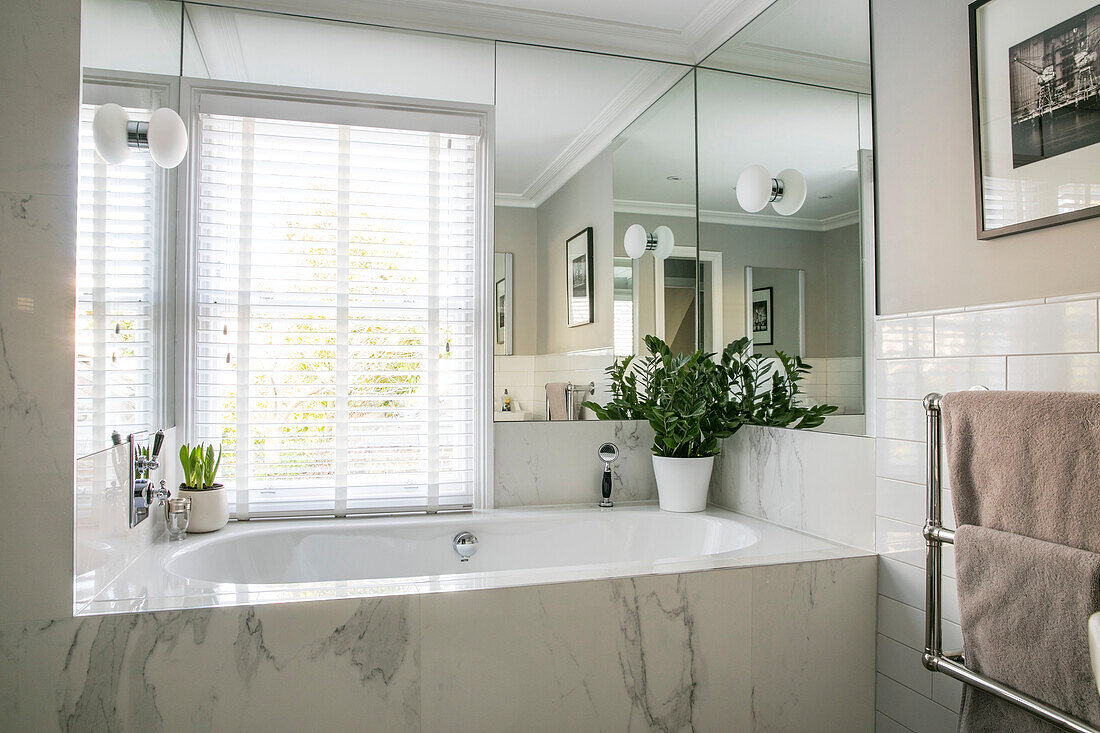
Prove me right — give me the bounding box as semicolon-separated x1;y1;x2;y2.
129;429;166;528
597;442;618;507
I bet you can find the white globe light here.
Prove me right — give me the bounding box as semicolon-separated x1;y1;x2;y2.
772;168;807;216
147;107;188;168
736;164;772;213
652;225;675;260
92;103;131;164
624;223;648;259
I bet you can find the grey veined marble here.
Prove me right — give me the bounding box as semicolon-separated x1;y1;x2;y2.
0;597;420;732
0;557;876;732
493;420;658;507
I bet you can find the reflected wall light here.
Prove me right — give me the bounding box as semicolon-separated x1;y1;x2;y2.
93;103;188;168
735;164;807;216
624;224;675;260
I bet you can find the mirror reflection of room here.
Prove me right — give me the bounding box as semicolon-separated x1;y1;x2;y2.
492;43;691;421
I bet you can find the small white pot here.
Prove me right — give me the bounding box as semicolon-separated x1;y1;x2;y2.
177;484;229;533
651;454;715;513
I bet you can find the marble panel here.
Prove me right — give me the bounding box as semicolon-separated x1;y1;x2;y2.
493;420;657;507
0;0;80;197
0;596;420;731
0;192;78;624
710;426;876;551
749;557;877;733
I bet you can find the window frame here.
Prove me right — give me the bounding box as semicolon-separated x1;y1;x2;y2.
175;78;495;514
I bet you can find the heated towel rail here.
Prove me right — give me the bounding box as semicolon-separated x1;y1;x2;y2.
546;382;594;421
923;393;1100;733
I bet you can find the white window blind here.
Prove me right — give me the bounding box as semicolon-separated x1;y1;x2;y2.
192;105;479;518
75;95;160;458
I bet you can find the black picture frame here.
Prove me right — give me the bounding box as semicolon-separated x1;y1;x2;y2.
969;0;1100;239
751;286;773;346
565;227;594;327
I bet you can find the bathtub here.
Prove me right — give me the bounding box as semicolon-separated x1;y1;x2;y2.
79;504;870;615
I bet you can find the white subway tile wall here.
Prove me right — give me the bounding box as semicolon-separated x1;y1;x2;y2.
873;295;1100;732
494;352;612;420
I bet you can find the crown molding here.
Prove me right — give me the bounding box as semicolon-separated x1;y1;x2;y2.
613;199;859;232
197;0;771;64
515;65;685;208
705;41;871;93
495;193;536;208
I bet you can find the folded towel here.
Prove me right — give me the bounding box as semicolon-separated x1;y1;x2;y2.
941;390;1100;553
956;524;1100;732
545;382;569;421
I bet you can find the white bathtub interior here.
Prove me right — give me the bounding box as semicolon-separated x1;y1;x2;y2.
77;504;872;616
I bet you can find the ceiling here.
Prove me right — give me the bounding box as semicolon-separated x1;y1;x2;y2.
216;0;778;63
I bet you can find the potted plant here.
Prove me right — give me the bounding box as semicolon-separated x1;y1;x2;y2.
585;336;836;512
177;443;228;532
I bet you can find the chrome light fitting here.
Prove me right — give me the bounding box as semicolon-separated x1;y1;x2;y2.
623;223;674;260
93;103;188;168
735;164;807;216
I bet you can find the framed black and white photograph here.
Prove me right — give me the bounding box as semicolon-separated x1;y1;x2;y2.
970;0;1100;238
565;227;594;327
495;278;506;344
752;286;773;346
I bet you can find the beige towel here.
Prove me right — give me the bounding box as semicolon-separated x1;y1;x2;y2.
941;390;1100;553
956;524;1100;732
545;382;569;421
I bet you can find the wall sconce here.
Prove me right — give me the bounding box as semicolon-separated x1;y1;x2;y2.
624;224;674;260
735;164;807;216
93;103;188;169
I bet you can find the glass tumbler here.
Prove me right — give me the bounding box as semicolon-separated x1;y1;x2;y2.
165;496;191;540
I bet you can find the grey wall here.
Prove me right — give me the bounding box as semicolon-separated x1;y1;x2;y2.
699;220;829;355
824;223;862;357
493;206;538;355
750;267;801;358
0;0;80;624
535;150;615;354
873;0;1100;314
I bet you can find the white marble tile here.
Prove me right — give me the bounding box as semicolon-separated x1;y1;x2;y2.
0;596;421;731
1007;353;1100;392
876;317;934;359
876;438;925;485
711;426;876;551
750;558;877;732
876;674;959;733
420;569;755;732
0;0;80;197
0;192;77;624
875;399;926;442
493;420;657;507
876;356;1006;399
934;301;1098;356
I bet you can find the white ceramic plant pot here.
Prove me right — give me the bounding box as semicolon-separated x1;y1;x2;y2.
177;484;229;533
651;454;714;513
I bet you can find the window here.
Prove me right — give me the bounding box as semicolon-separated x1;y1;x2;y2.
190;93;483;517
75;80;166;458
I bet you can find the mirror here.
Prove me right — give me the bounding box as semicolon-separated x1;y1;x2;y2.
694;0;873;436
494;253;513;356
492;41;691;421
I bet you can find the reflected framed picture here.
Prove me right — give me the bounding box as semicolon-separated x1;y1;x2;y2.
970;0;1100;238
565;227;593;327
752;286;773;346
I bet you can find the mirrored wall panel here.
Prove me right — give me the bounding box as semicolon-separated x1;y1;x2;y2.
700;0;871;94
492;42;692;421
696;68;871;435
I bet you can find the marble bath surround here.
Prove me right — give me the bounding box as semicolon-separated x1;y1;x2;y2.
1;554;876;732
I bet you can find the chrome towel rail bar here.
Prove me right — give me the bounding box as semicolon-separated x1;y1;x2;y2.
923;393;1099;733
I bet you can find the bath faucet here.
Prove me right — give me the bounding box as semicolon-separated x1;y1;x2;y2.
597;442;619;507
